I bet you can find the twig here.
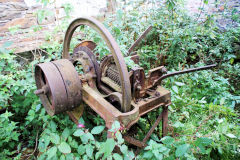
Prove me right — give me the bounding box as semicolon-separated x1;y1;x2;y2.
13;53;29;62
38;48;51;56
31;50;36;61
25;130;39;159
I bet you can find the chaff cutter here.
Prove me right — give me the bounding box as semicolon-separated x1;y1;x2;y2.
34;17;216;148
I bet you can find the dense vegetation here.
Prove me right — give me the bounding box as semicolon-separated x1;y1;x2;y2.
0;0;239;159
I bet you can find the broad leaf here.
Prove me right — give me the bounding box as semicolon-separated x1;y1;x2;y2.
161;136;174;145
113;153;123;160
91;126;105;134
58;142;71;154
226;133;236;138
86;144;94;157
172;86;178;93
100;138;115;158
47;146;57;159
175;82;185;86
175;144;189;157
73;129;84;137
50;133;60;144
195;137;212;146
77;144;85;155
142;151;153;159
120;144;128;154
62;128;70;141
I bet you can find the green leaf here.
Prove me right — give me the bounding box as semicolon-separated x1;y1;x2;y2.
143;151;153;159
153;151;163;160
60;154;65;160
73;129;84;137
220;97;225;105
172;86;178;93
38;136;50;152
58;142;71;154
101;138;115;157
80;134;89;144
49;121;57;132
95;151;103;160
161;136;174;145
86;144;94;158
151;134;160;142
230;58;234;64
175;144;189;157
226;133;237;138
77;145;85;155
79;117;85;125
113;153;123;160
173;121;184;128
36;104;41;112
204;0;208;4
195;137;212;146
120;144;128;154
83;155;88;160
47;146;57;159
218;146;223;154
116;132;124;144
66;153;74;160
91;126;105;134
86;132;95;141
50;133;60;144
109;121;121;132
175;82;185;86
62;128;70;141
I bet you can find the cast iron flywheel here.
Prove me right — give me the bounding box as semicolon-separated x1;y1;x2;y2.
62;17;132;113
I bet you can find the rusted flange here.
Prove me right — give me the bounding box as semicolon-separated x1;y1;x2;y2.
73;45;101;88
62;17;132;113
35;59;82;115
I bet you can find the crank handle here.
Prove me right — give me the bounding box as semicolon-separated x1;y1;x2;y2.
152;64;217;87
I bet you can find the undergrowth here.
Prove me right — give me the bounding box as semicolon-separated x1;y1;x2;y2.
0;0;240;159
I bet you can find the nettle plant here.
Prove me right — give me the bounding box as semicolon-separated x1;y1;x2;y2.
0;0;240;159
37;120;135;160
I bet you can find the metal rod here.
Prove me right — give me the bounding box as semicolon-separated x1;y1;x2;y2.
162;106;168;137
127;26;153;55
123;135;147;148
34;84;49;95
153;64;217;87
135;112;163;155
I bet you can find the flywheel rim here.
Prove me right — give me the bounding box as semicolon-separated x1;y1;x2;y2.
62;17;132;113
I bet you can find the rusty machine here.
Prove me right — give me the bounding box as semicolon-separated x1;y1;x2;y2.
34;17;216;148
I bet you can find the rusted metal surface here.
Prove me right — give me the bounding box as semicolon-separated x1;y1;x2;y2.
135;111;164;155
162;106;169;137
35;59;81;115
123;135;147;148
34;17;217;150
73;46;99;88
128;26;153;55
52;59;82;109
131;67;145;101
62;17;132;113
152;64;217;87
74;40;97;51
130;105;169;154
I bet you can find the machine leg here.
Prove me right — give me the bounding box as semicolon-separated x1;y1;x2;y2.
162;105;168;137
